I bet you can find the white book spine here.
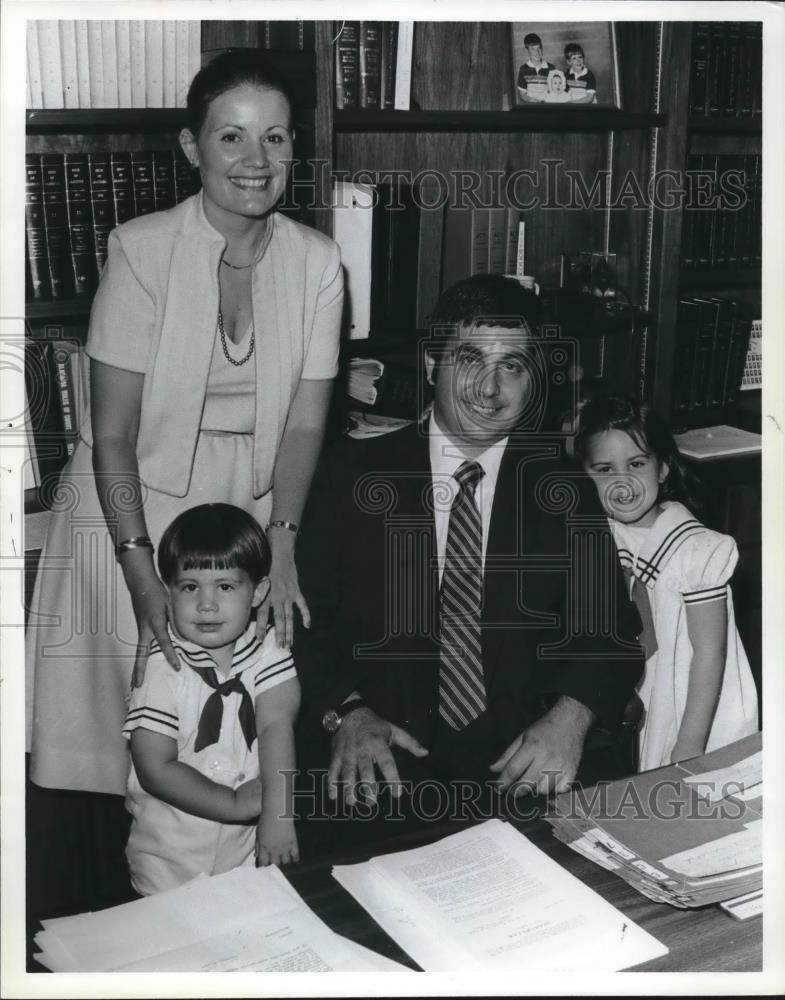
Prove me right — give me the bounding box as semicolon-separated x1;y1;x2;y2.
38;20;64;109
188;20;201;83
74;20;90;108
515;220;526;278
174;21;190;108
162;20;176;107
145;20;164;108
393;21;414;110
59;20;79;108
26;21;44;109
332;181;374;340
86;21;104;107
102;20;119;107
129;20;146;109
116;20;132;106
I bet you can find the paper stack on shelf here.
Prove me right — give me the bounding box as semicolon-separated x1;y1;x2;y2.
332;818;668;971
34;865;408;973
545;732;762;912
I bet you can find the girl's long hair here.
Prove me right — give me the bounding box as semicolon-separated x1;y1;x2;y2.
573;393;703;516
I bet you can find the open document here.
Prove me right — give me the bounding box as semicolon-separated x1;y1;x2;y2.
332;819;667;971
34;865;408;973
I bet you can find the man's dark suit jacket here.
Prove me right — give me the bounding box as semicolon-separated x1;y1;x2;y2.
295;421;643;764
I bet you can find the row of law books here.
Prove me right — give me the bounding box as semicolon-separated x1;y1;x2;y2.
334;21;414;110
24;337;89;502
25;151;201;301
26;20;201;110
546;733;762;914
671;295;754;431
689;21;762;119
682;154;761;270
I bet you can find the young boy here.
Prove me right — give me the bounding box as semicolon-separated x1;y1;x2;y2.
564;43;597;104
123;503;300;895
516;32;555;103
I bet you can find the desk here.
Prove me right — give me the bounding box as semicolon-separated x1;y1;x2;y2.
30;811;761;974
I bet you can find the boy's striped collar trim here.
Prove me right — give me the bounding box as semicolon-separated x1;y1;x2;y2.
149;622;271;673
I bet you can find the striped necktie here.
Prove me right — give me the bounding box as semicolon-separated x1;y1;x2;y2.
439;459;487;730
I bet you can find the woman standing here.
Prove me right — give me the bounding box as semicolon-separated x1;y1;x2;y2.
26;51;343;795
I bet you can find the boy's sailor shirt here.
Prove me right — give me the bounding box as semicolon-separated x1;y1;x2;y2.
123;622;295;895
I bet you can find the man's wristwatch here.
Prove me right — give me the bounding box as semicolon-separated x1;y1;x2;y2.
321;699;368;736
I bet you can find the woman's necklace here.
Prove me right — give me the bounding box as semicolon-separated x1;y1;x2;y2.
221;257;255;270
218;310;255;367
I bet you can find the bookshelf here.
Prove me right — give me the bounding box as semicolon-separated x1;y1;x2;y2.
334;107;665;133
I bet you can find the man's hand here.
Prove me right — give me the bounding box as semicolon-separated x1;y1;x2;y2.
256;813;299;867
489;696;594;797
327;707;428;806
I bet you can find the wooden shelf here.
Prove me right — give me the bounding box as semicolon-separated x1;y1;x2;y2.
688;116;762;136
334;107;666;134
680;266;761;291
26;109;186;134
26;299;92;324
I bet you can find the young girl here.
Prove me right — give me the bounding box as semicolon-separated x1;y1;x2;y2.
575;395;758;771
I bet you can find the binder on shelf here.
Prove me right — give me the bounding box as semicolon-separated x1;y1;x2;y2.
359;22;382;110
129;19;146;108
144;20;164;108
440;206;490;294
86;21;105;107
116;19;133;107
24;340;70;489
689;22;709;116
110;151;134;225
58;20;79;109
153;150;177;210
38;20;65;109
101;20;119;108
74;20;91;108
370;182;421;337
88;152;113;274
335;21;360;109
174;151;201;202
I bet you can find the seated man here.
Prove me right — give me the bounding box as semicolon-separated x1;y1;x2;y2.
294;275;643;843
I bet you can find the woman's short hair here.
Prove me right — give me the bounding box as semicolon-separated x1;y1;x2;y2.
186;49;295;137
158;503;271;584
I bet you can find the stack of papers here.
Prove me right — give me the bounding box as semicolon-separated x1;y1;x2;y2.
333;818;668;971
34;865;408;972
545;733;762;914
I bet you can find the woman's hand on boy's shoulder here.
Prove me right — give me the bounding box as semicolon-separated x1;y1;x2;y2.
255;813;299;867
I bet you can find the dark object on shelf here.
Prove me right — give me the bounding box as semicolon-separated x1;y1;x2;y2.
334;107;665;133
540;289;652;340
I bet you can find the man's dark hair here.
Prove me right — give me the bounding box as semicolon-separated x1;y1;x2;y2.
429;273;541;333
158;503;271;585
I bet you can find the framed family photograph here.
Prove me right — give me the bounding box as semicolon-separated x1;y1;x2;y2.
510;22;621;108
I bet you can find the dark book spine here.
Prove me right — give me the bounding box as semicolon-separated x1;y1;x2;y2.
752;22;762;117
335;21;359;109
131;150;156;216
41;154;74;299
25;154;51;300
297;20;315;51
723;22;742;116
700;153;718;266
672;300;699;428
64;153;97;297
174;150;201;202
690;299;720;418
359;22;382;110
752;155;761;264
738;22;757;117
152;149;176;210
722;154;745;266
689;22;710;116
24;340;69;492
264;21;301;50
707;22;725;117
51;342;79;456
380;22;398;110
681;153;702;269
725;312;752;408
88;152;113;275
708;298;736;410
110;151;134;225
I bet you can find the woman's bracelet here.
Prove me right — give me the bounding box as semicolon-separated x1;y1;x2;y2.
268;520;298;535
116;536;154;559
